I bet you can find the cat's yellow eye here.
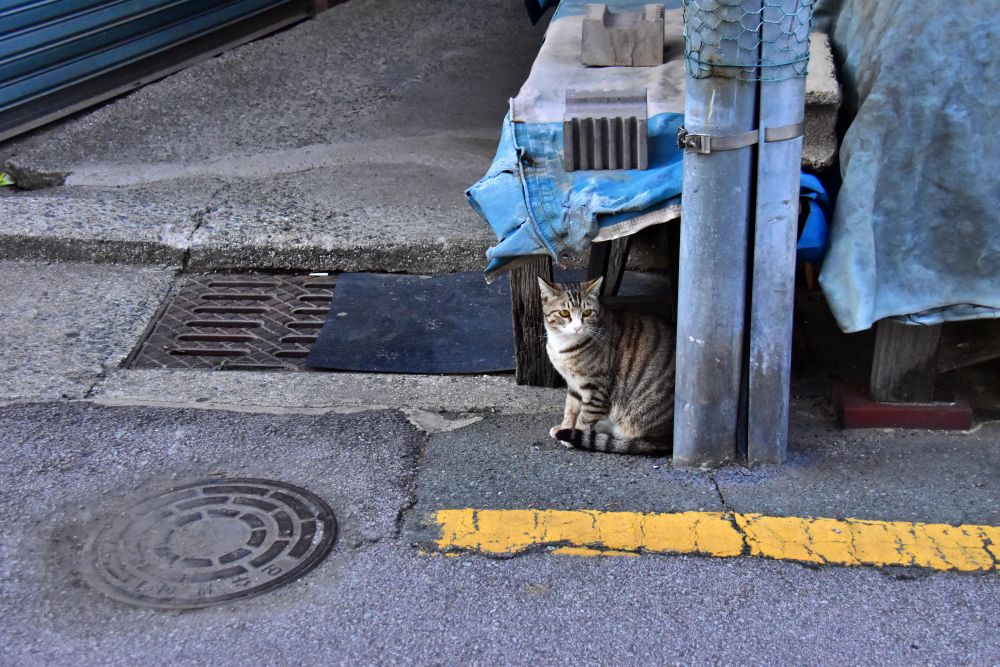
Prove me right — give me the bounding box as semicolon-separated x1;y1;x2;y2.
559;309;570;318
582;309;593;317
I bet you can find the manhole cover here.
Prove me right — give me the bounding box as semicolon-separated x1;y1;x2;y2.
82;478;336;609
127;273;335;371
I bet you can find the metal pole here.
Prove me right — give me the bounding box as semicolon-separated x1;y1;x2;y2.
673;0;762;467
747;0;809;464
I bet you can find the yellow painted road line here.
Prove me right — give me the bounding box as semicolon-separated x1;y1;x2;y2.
434;509;1000;573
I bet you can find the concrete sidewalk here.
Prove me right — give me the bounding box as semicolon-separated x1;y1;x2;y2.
1;0;546;272
0;0;838;275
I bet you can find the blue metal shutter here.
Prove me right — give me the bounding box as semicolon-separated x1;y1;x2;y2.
0;0;311;141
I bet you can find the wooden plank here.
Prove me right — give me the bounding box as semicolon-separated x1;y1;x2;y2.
936;320;1000;373
604;236;632;297
588;236;630;297
603;295;663;309
587;241;610;280
870;320;942;402
509;256;562;387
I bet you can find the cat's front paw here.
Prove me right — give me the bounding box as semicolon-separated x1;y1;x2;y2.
550;425;572;439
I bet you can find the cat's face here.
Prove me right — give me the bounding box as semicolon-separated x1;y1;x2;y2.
537;277;604;337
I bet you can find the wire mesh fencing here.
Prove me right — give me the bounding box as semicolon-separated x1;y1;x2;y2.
683;0;814;80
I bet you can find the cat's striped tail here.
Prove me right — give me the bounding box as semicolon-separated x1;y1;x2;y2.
555;428;670;455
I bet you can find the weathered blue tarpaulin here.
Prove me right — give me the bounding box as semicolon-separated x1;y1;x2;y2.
468;0;688;280
815;0;1000;331
468;0;827;281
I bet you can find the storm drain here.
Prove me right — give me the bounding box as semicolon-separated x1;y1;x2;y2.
128;274;335;370
82;479;336;609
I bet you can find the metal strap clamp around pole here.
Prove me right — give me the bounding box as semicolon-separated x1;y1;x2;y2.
763;121;804;143
677;122;803;154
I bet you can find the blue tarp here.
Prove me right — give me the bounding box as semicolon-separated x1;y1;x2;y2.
468;0;829;281
815;0;1000;331
467;0;690;279
467;110;686;277
468;110;829;277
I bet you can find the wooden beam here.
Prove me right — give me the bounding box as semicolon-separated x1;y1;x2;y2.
870;320;942;403
586;236;632;297
936;320;1000;374
604;236;632;297
587;240;610;280
509;256;562;387
662;223;680;325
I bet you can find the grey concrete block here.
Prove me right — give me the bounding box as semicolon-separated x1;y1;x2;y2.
563;89;648;171
582;4;664;67
803;32;840;171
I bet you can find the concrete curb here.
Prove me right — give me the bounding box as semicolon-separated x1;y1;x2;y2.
186;236;494;274
0;233;185;266
91;369;566;416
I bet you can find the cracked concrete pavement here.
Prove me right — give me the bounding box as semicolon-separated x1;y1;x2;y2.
0;257;997;663
1;0;545;274
0;261;173;402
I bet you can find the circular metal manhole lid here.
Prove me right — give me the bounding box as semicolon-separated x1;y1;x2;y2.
82;478;336;609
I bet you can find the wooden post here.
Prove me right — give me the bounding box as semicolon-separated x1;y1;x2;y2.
510;256;562;387
663;223;680;325
870;320;942;402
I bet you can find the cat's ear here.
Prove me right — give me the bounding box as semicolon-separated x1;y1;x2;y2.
582;276;604;296
537;276;560;300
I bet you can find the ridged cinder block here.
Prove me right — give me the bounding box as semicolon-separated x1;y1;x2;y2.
563;89;648;171
582;3;664;67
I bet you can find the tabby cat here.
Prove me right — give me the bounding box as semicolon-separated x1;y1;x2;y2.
539;276;675;454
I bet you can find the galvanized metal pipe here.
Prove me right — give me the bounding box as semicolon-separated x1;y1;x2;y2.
747;75;803;465
673;0;762;467
747;1;809;465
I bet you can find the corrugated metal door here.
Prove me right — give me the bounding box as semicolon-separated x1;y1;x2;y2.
0;0;311;141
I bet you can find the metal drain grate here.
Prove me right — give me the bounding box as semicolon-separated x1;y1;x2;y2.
81;478;336;609
129;274;335;370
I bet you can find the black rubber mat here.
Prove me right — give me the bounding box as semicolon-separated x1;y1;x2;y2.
306;272;515;374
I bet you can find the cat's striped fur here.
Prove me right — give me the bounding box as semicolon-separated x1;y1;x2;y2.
539;276;675;455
